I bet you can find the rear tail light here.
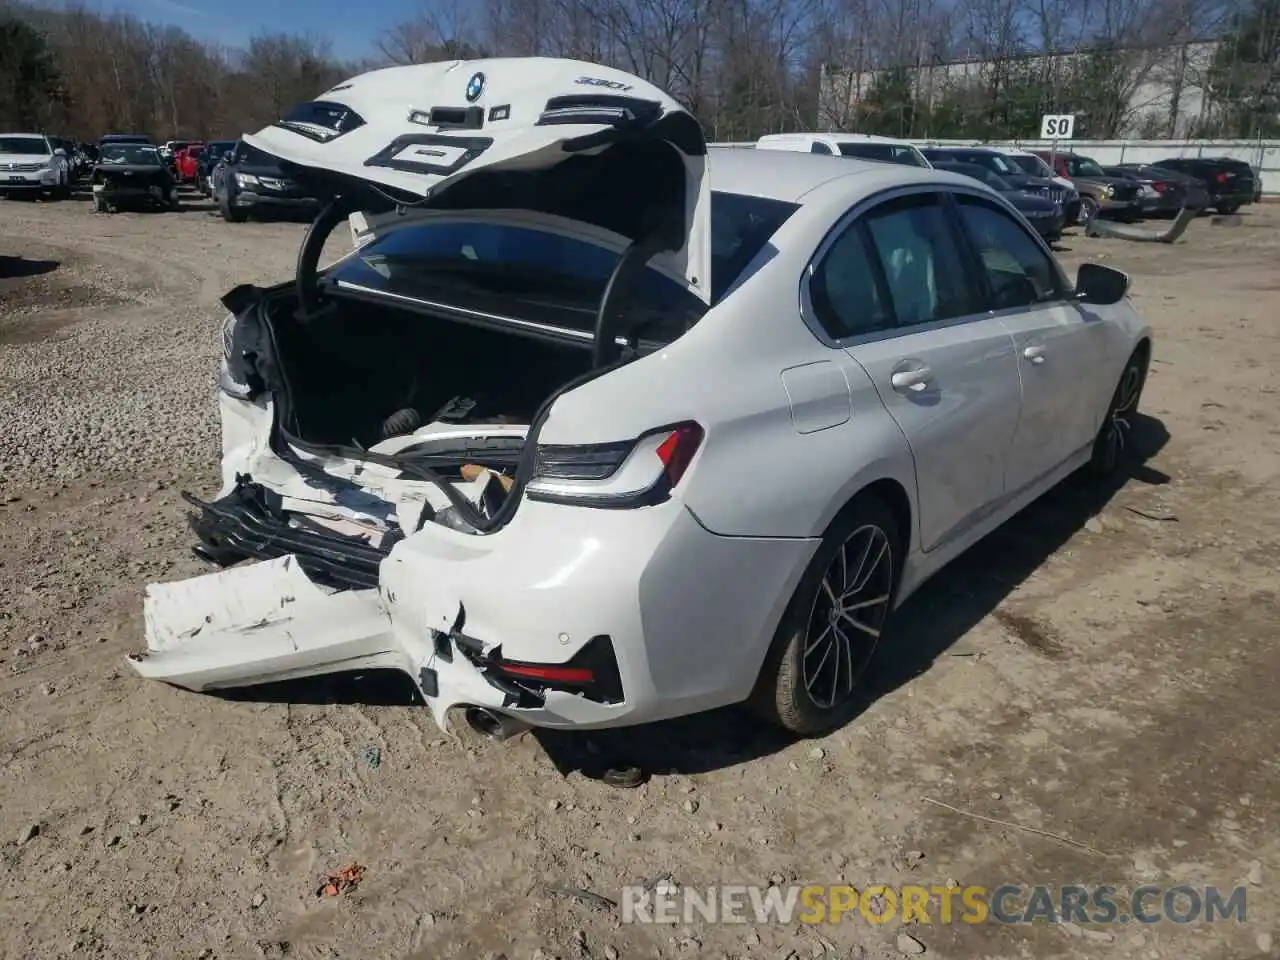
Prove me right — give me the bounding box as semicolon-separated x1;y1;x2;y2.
525;421;704;508
497;662;594;684
1153;182;1168;193
484;635;625;704
1216;172;1229;183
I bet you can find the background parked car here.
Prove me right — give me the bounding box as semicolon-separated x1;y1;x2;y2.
921;147;1078;222
1147;157;1257;214
0;133;72;200
91;142;180;213
755;132;932;168
173;142;204;183
212;140;320;222
930;160;1065;240
196;140;236;195
1002;148;1077;193
1032;150;1144;224
158;139;195;171
99;133;154;148
1107;163;1209;214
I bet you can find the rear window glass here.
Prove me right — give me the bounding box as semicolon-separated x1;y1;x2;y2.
278;100;365;142
837;142;927;168
330;190;799;331
330;221;705;344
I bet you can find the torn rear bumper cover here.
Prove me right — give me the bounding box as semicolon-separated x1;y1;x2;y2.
130;474;817;731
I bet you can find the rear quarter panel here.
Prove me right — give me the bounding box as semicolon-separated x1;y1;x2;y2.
540;193;918;541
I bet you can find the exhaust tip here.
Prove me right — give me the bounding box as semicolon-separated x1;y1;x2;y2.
463;706;528;742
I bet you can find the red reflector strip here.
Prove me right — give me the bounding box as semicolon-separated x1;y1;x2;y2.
498;663;595;683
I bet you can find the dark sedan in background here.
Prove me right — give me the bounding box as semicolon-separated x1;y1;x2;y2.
931;160;1065;240
212;140;320;222
1146;157;1257;214
1106;164;1209;215
196;140;237;196
922;146;1081;224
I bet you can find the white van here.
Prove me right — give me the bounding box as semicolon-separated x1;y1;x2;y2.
754;133;932;168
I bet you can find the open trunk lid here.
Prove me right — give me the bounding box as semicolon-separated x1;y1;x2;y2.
243;57;712;304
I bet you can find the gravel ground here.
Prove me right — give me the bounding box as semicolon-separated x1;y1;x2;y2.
1;192;1278;960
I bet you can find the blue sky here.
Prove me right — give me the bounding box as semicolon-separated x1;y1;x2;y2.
110;0;415;58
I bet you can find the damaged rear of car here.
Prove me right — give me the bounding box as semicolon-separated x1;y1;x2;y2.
131;57;811;732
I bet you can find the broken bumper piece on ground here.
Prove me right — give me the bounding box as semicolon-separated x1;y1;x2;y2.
128;548;631;733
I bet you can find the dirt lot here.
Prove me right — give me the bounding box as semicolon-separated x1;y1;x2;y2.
1;190;1278;960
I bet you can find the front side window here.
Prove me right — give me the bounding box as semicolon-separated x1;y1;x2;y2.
954;195;1063;310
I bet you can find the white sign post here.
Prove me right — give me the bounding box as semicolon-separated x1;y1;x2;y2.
1040;114;1075;174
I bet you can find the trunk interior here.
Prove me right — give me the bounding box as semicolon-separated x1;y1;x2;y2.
265;292;595;451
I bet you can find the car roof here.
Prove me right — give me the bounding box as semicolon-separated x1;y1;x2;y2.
0;132;46;139
927;145;1005;153
708;146;944;203
758;132;918;147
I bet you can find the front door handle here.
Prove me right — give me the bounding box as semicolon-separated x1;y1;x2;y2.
1023;344;1047;364
890;365;933;393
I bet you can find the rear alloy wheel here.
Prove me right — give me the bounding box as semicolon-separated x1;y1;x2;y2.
752;495;899;735
1088;349;1148;479
1079;196;1100;224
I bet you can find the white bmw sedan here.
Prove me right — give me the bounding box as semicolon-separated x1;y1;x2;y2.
130;58;1151;737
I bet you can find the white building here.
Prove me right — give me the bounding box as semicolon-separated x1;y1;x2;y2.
819;41;1221;139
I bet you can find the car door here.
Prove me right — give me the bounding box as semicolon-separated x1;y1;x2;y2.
806;189;1023;553
950;191;1108;494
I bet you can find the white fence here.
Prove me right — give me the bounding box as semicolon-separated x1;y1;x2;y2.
710;138;1278;197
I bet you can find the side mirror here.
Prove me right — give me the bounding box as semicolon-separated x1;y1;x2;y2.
53;147;67;157
222;151;234;163
1074;262;1129;305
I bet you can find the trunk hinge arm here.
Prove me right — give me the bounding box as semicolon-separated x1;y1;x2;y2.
295;196;360;324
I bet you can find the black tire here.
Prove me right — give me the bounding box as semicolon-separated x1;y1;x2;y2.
751;494;901;736
1079;196;1100;225
219;188;246;223
380;407;422;439
1087;347;1149;480
1216;202;1240;215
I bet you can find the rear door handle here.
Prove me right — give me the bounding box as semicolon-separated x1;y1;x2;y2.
890;365;933;393
1023;344;1047;364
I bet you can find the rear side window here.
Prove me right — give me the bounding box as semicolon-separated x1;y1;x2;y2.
861;193;980;327
810;141;834;155
953;195;1064;309
810;192;981;337
709;191;799;302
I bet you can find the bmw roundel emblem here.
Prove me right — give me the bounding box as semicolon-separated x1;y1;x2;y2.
465;72;486;102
